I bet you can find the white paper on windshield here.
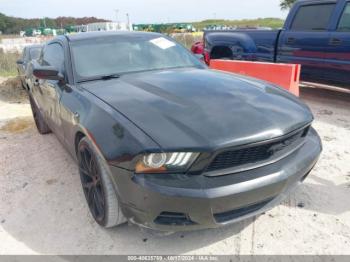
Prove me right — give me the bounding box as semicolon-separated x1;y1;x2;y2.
150;37;176;49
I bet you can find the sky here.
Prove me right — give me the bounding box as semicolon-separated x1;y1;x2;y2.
0;0;288;24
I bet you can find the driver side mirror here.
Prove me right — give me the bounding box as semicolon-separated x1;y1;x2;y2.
16;59;24;65
33;64;64;81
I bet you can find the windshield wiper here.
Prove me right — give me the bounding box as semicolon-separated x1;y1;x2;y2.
78;73;121;83
100;73;121;80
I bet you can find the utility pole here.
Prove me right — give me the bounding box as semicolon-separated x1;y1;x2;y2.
126;13;130;31
114;9;119;30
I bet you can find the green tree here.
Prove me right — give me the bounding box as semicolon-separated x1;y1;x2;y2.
0;12;109;34
280;0;296;10
0;13;10;33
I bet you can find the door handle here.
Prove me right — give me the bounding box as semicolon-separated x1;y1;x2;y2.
329;38;342;46
286;37;296;44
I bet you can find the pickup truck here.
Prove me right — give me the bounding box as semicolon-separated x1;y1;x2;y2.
203;0;350;87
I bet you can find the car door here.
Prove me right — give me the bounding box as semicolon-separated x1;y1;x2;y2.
36;42;66;142
277;2;336;82
325;1;350;87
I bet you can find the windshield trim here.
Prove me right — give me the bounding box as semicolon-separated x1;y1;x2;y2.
76;65;203;83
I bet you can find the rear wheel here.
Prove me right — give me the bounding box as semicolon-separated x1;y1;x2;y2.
29;96;51;134
77;137;126;228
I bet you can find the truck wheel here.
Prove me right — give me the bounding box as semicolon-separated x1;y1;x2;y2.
29;96;51;134
77;137;126;228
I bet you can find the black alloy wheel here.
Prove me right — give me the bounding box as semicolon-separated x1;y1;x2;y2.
78;144;106;224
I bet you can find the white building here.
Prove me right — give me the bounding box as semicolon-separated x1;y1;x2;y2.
86;22;132;32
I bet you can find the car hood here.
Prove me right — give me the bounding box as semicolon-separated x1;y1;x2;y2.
81;68;313;150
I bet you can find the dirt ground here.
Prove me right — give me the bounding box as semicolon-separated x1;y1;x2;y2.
0;77;349;255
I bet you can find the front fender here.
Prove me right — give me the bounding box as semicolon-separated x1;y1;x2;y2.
205;31;258;59
60;85;161;171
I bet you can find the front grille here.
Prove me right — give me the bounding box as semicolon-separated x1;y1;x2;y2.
214;197;274;223
206;127;309;173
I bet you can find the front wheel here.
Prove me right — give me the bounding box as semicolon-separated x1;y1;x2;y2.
77;137;126;228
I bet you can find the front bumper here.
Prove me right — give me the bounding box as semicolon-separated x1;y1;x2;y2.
109;128;322;231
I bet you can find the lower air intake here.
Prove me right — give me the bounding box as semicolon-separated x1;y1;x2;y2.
214;197;275;223
154;212;195;226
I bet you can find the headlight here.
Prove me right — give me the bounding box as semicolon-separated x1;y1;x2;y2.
135;152;199;173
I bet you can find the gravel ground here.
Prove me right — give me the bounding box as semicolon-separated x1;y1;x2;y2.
0;77;349;255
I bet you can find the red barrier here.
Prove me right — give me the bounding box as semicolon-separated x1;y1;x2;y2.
210;60;301;97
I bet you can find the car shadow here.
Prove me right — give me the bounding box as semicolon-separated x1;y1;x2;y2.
105;218;252;254
0;86;348;255
0;129;252;255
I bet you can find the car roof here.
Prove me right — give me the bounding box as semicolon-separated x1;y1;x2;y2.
63;31;162;42
24;44;42;50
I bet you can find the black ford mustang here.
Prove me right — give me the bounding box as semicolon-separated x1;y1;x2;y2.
29;31;322;231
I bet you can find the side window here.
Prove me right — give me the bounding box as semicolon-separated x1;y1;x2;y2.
338;3;350;31
42;43;65;74
23;48;30;62
21;48;26;60
29;48;41;60
291;4;336;31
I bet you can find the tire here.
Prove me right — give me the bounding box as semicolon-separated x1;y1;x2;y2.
20;81;26;90
17;73;26;90
29;96;51;134
77;137;126;228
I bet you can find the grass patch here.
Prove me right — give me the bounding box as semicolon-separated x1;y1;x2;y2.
0;34;22;41
0;71;18;77
0;50;20;77
192;18;285;30
0;117;33;133
171;33;203;49
0;76;27;103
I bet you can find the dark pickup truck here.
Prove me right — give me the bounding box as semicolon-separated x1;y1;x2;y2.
204;0;350;87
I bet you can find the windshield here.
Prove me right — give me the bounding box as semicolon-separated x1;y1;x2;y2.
70;34;205;81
